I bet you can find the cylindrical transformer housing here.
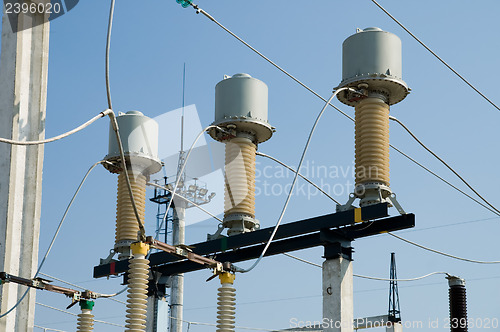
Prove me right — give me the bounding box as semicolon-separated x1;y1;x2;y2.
337;27;409;106
209;74;274;235
210;73;274;144
104;111;162;175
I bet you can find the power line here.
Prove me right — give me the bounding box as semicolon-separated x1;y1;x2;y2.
390;116;500;215
257;152;341;205
186;2;499;218
105;0;115;109
0;160;104;319
236;89;350;273
371;0;500;113
387;232;500;264
34;325;67;332
0;111;112;145
283;253;451;281
36;302;126;328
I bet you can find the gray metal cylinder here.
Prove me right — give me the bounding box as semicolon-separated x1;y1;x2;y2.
210;73;274;144
104;111;162;175
337;27;409;106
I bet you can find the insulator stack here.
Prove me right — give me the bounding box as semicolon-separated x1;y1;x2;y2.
76;301;95;332
115;171;146;257
103;111;161;259
337;27;409;210
224;137;256;218
126;242;150;332
216;273;236;332
448;277;468;332
209;73;274;235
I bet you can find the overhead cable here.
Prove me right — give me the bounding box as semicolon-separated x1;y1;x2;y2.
371;0;500;113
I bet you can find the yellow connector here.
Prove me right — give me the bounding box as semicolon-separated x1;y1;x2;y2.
219;272;235;285
130;242;150;256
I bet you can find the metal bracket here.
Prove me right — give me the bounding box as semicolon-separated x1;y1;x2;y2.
337;194;356;212
207;223;225;241
387;193;406;215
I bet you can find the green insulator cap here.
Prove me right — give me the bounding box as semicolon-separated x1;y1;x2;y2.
79;300;95;311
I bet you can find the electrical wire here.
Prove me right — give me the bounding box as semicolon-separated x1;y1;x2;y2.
388;144;500;217
36;303;126;328
283;253;451;281
0;160;104;319
107;111;146;241
34;326;67;332
371;0;500;113
168;315;276;331
105;0;115;110
256;152;341;205
235;88;350;273
0;111;111;145
387;232;500;264
154;125;225;241
186;3;500;218
390;115;500;215
147;182;223;223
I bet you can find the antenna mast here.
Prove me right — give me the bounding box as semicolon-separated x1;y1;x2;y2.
388;252;401;323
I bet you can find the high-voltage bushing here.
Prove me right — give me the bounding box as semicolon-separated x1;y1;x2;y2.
209;73;275;236
76;300;95;332
103;111;162;260
447;276;468;332
336;28;409;212
216;272;236;332
126;242;151;332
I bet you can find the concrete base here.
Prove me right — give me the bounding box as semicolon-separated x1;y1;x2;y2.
323;257;353;332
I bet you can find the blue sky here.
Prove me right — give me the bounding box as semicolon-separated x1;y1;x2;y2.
3;0;500;330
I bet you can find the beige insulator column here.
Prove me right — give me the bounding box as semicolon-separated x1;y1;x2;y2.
354;96;391;206
209;74;274;236
115;172;147;257
103;111;162;260
126;242;150;332
76;301;95;332
224;137;257;218
216;272;236;332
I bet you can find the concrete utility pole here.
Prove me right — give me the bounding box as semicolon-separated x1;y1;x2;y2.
0;3;50;331
169;199;186;332
322;241;353;332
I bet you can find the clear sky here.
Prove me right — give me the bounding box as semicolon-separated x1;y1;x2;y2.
3;0;500;331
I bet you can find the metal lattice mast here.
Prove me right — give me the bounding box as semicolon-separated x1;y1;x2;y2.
388;252;401;323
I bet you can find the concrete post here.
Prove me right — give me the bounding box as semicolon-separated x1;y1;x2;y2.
0;3;50;331
323;257;353;332
170;200;186;332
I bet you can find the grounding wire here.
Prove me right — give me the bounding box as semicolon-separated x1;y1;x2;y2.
256;152;341;205
105;0;115;110
371;0;500;113
390;115;500;215
0;111;112;145
388;232;500;264
0;161;105;318
235;88;350;273
147;182;223;223
185;3;500;218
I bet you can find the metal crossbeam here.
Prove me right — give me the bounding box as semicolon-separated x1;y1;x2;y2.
93;204;404;278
